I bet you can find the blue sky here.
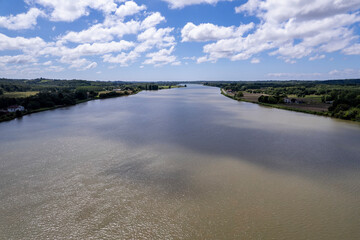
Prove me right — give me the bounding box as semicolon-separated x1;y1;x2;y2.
0;0;360;81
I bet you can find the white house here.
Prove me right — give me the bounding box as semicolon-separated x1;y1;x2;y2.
7;105;25;112
284;98;292;103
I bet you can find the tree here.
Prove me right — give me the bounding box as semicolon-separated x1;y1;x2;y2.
75;90;87;100
15;110;22;118
235;91;244;98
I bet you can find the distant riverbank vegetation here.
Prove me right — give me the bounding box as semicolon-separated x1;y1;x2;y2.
0;78;185;122
202;79;360;122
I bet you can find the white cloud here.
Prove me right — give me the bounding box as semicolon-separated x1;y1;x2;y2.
47;65;64;72
194;0;360;63
28;0;146;23
40;40;135;69
235;0;260;15
115;1;146;18
141;12;165;29
251;58;260;64
236;0;360;23
59;12;165;44
0;2;177;71
0;8;45;30
267;68;360;79
143;46;178;66
63;41;134;56
267;72;322;79
197;56;211;63
136;27;175;52
161;0;232;9
0;33;49;53
28;0;119;22
183;56;196;60
60;20;141;43
309;54;325;61
63;57;89;69
181;22;254;42
342;43;360;55
84;62;97;70
102;25;176;66
103;51;140;66
0;55;37;64
328;68;360;77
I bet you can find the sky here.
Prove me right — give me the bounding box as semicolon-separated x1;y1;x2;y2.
0;0;360;81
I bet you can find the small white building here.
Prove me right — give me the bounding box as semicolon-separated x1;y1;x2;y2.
284;98;292;103
7;105;25;112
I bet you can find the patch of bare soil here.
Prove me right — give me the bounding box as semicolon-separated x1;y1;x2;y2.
277;103;330;112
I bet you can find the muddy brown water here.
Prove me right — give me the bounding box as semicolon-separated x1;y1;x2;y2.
0;84;359;239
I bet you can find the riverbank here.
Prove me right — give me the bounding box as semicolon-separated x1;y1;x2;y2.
0;78;189;123
0;84;187;123
202;80;360;122
0;91;141;123
221;88;332;118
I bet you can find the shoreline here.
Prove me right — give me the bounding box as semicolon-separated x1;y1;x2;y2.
0;91;141;123
0;85;186;123
219;88;348;120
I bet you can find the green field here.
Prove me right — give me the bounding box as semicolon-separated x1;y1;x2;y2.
159;85;183;89
2;91;39;98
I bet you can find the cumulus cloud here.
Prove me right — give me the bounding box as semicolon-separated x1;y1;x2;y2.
342;44;360;55
27;0;119;22
194;0;360;63
136;27;175;51
181;22;254;42
103;51;140;66
141;12;166;29
236;0;360;23
60;20;141;43
0;8;45;30
0;55;37;64
58;3;160;44
115;1;146;18
0;33;48;53
24;0;146;23
143;46;179;66
161;0;232;9
59;11;165;45
0;0;178;71
309;54;325;61
84;62;97;70
251;58;260;64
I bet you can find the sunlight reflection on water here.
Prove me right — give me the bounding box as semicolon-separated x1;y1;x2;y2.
0;85;359;239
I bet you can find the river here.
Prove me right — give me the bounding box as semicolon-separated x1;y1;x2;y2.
0;84;359;239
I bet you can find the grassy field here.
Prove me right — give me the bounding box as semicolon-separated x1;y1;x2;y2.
2;91;39;98
97;91;111;96
287;94;323;103
159;85;184;89
222;89;330;115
